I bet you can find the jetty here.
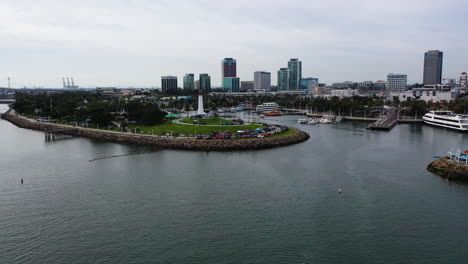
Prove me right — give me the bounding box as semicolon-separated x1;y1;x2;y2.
1;109;310;152
45;127;78;140
366;108;398;131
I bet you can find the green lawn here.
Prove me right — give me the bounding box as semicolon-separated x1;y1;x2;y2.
270;128;297;137
179;117;234;125
129;120;264;136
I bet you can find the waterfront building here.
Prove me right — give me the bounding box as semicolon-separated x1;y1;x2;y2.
277;68;290;91
199;74;211;92
241;81;254;92
161;76;177;93
374;80;386;91
387;74;407;91
389;89;453;103
332;81;355;89
423;50;443;85
331;88;359;98
315;86;331;96
254;71;271;91
288;58;302;90
357;81;374;91
443;78;457;88
460;72;467;87
183;74;195;90
223;77;240;93
301;78;319;90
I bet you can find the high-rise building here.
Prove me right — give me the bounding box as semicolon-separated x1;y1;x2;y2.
222;58;237;89
161;76;177;93
199;74;211;92
240;81;254;92
183;74;195;90
195;80;200;90
278;68;290;91
301;78;319;90
387;73;407;91
223;77;240;93
423;50;443;85
254;71;271;91
288;58;302;90
460;72;467;87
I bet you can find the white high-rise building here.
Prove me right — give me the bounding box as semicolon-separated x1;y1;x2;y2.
254;71;271;91
387;74;407;91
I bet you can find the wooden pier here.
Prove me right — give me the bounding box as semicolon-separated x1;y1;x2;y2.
366;108;398;131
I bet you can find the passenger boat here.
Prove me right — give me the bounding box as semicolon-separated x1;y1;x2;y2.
256;102;280;113
264;111;283;116
423;111;468;131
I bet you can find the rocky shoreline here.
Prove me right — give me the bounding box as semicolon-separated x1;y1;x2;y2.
427;157;468;182
1;109;310;151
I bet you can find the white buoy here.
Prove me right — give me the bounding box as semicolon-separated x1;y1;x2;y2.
338;188;342;194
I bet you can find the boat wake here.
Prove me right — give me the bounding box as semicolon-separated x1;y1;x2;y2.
88;151;156;162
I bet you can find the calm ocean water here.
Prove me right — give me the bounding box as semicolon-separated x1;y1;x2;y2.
1;104;468;264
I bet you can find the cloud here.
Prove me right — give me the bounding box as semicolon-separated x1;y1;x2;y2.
0;0;466;87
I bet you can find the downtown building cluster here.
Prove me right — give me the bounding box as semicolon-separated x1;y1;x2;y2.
160;51;467;103
161;57;319;94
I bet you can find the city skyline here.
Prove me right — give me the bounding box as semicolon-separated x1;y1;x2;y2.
0;0;467;88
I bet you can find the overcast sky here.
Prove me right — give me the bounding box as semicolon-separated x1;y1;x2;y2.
0;0;466;88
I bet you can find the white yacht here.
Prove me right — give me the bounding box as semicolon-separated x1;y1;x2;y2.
319;117;333;124
307;118;319;124
319;115;334;124
423;111;468;131
256;102;280;113
297;118;308;124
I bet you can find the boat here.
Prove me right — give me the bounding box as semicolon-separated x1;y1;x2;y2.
298;118;308;124
319;117;333;124
264;111;283;116
259;114;265;118
335;116;343;123
423;111;468;131
307;119;319;124
217;108;225;113
256;102;280;113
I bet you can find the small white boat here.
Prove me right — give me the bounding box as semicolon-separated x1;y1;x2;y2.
335;116;343;123
298;118;308;124
307;119;319;124
319;117;332;124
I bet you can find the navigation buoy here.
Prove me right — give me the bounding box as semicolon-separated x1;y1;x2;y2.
338;188;341;194
21;178;24;184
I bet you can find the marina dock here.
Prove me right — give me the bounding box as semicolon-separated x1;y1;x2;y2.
366;108;398;131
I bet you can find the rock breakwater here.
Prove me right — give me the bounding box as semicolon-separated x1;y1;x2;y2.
1;110;310;151
427;157;468;182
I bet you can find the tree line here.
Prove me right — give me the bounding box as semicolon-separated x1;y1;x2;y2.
14;92;167;126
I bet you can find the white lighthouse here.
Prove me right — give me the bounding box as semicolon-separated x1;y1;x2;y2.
196;90;205;115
